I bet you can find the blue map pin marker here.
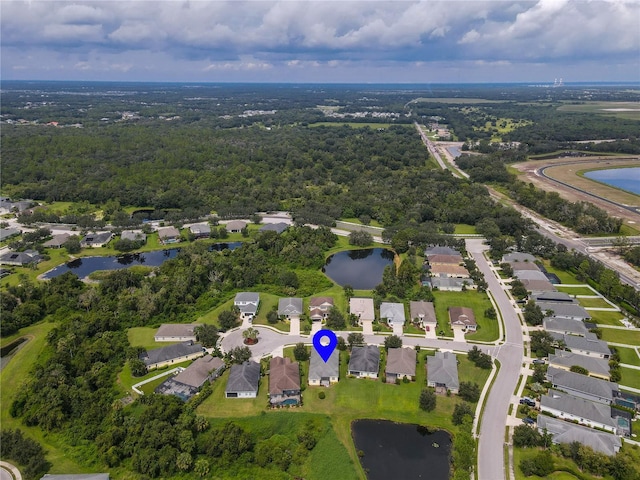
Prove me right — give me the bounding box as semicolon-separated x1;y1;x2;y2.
312;329;338;363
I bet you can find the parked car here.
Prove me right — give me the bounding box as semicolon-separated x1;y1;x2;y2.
520;397;536;407
532;358;546;365
522;417;536;425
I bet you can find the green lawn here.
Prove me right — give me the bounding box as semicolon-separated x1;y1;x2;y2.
433;290;498;342
513;447;607;480
454;224;478;234
340;217;384;228
620;366;640;389
588;310;624;326
127;327;169;351
540;262;582;285
577;297;613;308
615;346;639;365
601;328;640;346
555;285;596;296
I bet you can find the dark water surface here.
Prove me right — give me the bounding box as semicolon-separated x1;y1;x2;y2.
352;420;452;480
42;242;242;279
323;248;394;289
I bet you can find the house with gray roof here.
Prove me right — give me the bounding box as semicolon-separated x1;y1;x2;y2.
540;389;617;433
259;222;288;234
226;220;247;233
547;367;618;405
544;317;589;337
515;270;551;282
348;345;380;379
278;297;303;318
40;475;110;480
349;297;375;323
0;249;42;266
121;230;146;243
428;277;474;292
520;278;557;293
548;350;610;380
425;246;461;257
385;347;416;382
154;324;200;342
309;348;339;386
536;302;590;321
410;301;437;328
269;357;301;406
43;233;71;248
80;232;113;248
234;292;260;320
158;226;181;244
502;252;536;263
563;333;611;359
140;341;203;370
380;302;406;326
225;361;260;398
537;415;621;456
155;355;225;401
0;227;20;241
507;261;540;272
427;351;459;394
532;292;576;303
189;223;211;239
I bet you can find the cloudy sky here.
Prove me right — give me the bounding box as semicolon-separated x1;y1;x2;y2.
1;0;639;83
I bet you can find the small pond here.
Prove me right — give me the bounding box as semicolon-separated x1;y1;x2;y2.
352;420;451;480
583;167;640;195
42;242;242;279
323;248;394;290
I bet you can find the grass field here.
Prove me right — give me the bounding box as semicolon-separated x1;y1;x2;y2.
601;328;640;346
615;346;639;365
587;310;624;326
557;101;640;121
620;367;640;389
433;290;498;342
454;224;478;234
555;285;596;296
127;326;170;351
576;297;613;308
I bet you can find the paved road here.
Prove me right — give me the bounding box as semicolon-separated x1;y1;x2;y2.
0;461;22;480
467;239;524;480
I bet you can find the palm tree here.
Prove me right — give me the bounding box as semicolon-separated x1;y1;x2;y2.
242;327;259;344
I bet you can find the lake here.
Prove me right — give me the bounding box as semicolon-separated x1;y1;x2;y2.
352;420;451;480
584;167;640;195
322;248;395;289
42;242;242;279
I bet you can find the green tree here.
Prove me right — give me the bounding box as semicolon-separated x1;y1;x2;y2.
293;342;309;361
219;310;239;330
347;332;365;349
176;452;193;471
570;365;589;375
226;346;251;365
384;335;403;350
530;331;556;357
193;458;210;477
337;336;347;351
458;382;480;402
512;424;542;447
195;324;219;348
523;300;544;326
267;310;279;324
520;450;554;477
242;327;259;343
349;230;373;246
63;236;81;254
325;307;346;330
452;402;474;425
343;284;354;300
419;389;436;412
130;358;148;377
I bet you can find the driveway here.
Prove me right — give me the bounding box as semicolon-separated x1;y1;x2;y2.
392;324;403;336
289;317;300;336
452;328;467;342
362;320;373;335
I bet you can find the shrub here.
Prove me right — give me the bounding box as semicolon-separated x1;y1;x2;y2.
318;391;326;400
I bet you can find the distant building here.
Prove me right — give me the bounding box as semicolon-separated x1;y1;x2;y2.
121;230;146;243
0;249;42;266
259;222;288;234
0;228;20;241
502;252;536;263
154;324;200;342
540;389;617;434
427;351;459;394
80;232;113;248
537;415;621;456
309;297;334;322
548;350;610;380
562;333;611;359
43;233;71;248
158;226;181;244
536;301;590;321
547;367;618;405
140;341;203;370
155;355;225;401
278;297;303;318
189;223;211;239
430;263;470;278
543;317;589;337
226;220;247;233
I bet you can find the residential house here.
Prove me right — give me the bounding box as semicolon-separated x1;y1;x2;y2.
502;252;536;263
507;261;541;272
427;254;463;264
0;249;42;266
155;355;224;401
379;302;406;327
449;306;477;332
536;302;590;321
546;367;618;405
154;324;200;342
427;351;459;394
518;278;557;293
43;233;71;248
349;298;375;324
385;347;416;382
309;297;334;322
429;264;470;278
121;230;146;243
189;223;211;239
226;361;261;398
532;292;576;303
226;220;247;233
80;232;113;248
409;301;437;329
259;222;288;234
348;345;380;379
40;475;110;480
140;341;203;370
548;350;610;380
278;297;303;318
158;226;181;244
234;292;260;320
0;198;34;213
0;228;20;241
543;317;589;337
562;333;611;359
428;277;474;292
425;246;461;257
269;357;301;406
308;348;339;386
540;389;617;434
537;415;621;456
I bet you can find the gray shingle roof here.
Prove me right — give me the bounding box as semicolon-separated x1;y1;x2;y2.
278;297;303;316
563;333;611;356
155;324;200;338
425;246;460;257
140;341;202;366
173;355;224;388
386;348;416;377
536;302;590;320
547;367;618;402
548;350;610;378
43;233;71;247
259;222;288;233
410;301;436;324
189;223;211;235
0;228;20;241
427;351;459;390
541;389;616;429
121;230;146;242
537;415;621;456
348;345;380;374
81;232;112;245
532;292;576;303
226;361;260;394
235;292;260;304
502;252;536;263
380;302;406;325
543;317;589;336
309;348;339;382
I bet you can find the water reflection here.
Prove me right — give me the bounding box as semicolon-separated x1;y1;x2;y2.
323;248;394;289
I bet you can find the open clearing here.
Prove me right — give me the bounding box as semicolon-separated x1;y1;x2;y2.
512;156;640;227
557;101;640;121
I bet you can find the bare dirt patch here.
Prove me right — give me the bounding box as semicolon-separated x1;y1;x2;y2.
512;156;640;226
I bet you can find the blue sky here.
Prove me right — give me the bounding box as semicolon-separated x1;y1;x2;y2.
1;0;639;83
